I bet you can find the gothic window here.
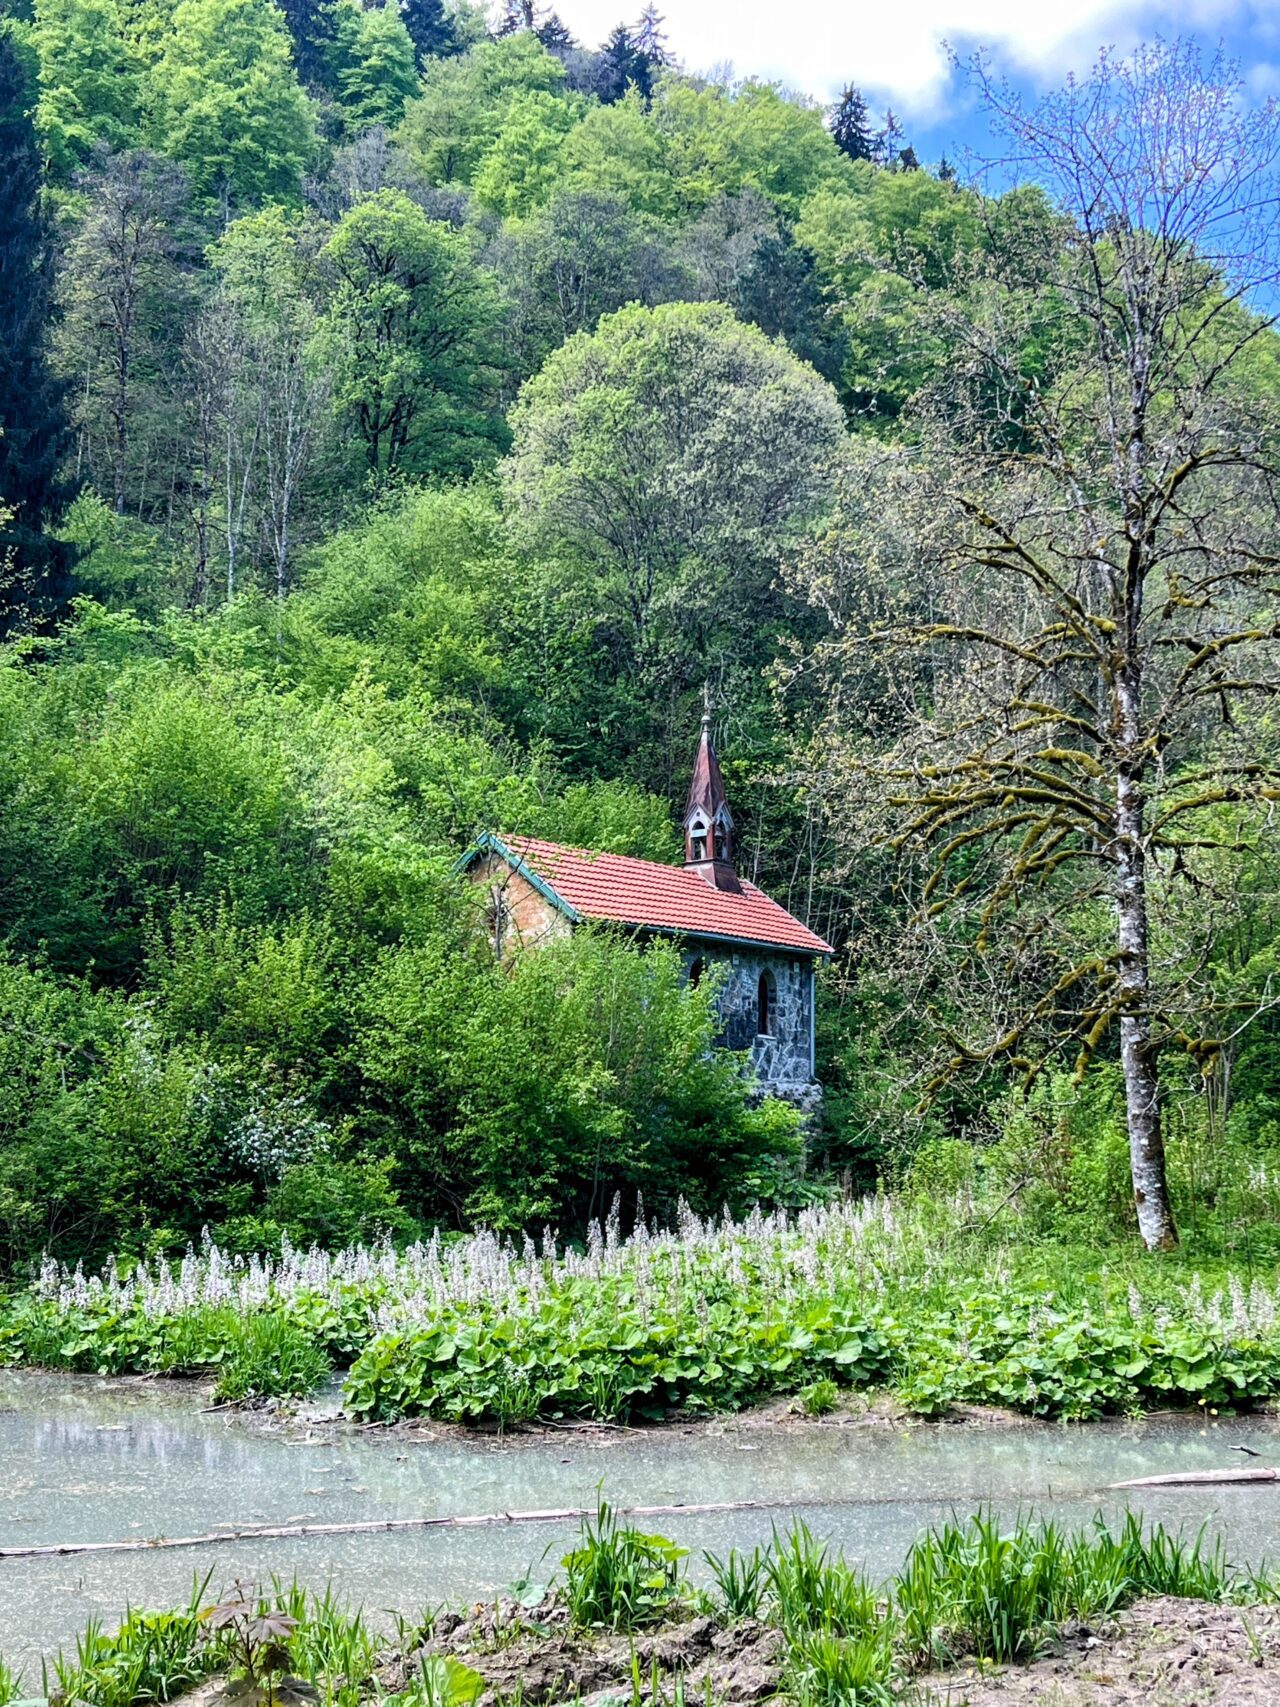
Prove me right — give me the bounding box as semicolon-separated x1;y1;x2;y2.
689;956;704;988
757;969;777;1036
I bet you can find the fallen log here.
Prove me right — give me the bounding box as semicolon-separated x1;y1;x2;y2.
1109;1467;1280;1489
0;1491;952;1561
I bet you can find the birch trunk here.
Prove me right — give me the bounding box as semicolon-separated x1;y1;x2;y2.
1114;672;1178;1250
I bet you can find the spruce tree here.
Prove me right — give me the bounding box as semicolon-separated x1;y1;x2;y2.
596;14;663;104
0;28;72;634
400;0;455;66
534;10;574;54
277;0;338;91
495;0;535;33
829;83;876;161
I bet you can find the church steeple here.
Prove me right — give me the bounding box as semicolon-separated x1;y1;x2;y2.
683;710;740;891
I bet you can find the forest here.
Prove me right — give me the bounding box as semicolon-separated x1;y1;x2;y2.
2;0;1280;1280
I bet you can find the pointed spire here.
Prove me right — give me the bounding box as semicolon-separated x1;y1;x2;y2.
683;702;739;889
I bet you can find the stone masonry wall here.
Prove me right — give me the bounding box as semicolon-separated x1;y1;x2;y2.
684;941;815;1096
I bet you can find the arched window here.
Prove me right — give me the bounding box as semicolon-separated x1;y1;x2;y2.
757;970;776;1037
689;957;704;988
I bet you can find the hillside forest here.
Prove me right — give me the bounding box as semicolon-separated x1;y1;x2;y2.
2;2;1280;1272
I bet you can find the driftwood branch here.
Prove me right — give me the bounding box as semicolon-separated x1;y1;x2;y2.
0;1492;960;1562
1108;1467;1279;1489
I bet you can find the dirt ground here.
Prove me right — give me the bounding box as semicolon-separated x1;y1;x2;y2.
928;1599;1280;1705
380;1598;785;1705
376;1593;1280;1707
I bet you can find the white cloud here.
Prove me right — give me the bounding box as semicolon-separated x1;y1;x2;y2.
547;0;1254;115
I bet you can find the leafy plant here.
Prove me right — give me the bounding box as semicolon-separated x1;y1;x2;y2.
42;1578;217;1707
383;1657;485;1707
799;1378;839;1417
704;1545;767;1622
213;1313;330;1403
785;1626;895;1706
200;1585;300;1699
561;1498;688;1631
764;1523;880;1640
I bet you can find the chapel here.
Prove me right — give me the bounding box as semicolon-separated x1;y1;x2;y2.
459;715;831;1103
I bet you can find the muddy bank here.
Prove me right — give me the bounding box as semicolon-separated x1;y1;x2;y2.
379;1592;1280;1707
933;1598;1280;1704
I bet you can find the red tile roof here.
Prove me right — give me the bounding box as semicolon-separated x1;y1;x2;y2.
493;835;832;956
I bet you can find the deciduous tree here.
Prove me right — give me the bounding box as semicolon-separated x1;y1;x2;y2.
56;148;189;516
312;188;503;477
790;42;1280;1251
31;0;142;176
149;0;317;211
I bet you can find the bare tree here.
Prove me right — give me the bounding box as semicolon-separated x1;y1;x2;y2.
254;305;330;600
790;42;1280;1250
58;150;189;515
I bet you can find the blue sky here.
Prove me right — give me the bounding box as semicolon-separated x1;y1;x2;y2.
548;0;1280;164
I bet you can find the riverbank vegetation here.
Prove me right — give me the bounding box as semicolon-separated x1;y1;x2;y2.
4;5;1280;1267
5;1505;1279;1706
7;1184;1280;1420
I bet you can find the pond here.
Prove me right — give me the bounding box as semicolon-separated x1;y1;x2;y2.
2;1370;1278;1668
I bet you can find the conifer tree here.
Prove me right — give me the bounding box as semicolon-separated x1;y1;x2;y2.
829;83;875;161
0;28;72;633
495;0;535;33
534;10;574;54
596;13;663;104
276;0;338;90
400;0;455;66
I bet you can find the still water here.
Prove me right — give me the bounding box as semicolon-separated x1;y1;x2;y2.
2;1369;1279;1667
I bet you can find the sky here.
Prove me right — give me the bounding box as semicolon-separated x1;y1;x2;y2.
547;0;1280;162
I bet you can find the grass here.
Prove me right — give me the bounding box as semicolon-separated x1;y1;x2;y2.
3;1508;1272;1707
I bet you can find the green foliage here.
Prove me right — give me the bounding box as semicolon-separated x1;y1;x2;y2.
16;1507;1266;1707
313;190;504;477
472;89;587;218
0;25;73;633
43;1579;219;1707
343;1276;880;1426
397;31;565;186
149;0;316;206
212;1310;331;1401
704;1545;767;1622
503;299;845;771
334;0;419;134
357;930;800;1229
893;1510;1232;1668
893;1284;1280;1420
31;0;142;174
561;1498;688;1631
798;1376;839;1415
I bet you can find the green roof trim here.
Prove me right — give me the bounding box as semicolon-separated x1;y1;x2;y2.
454;831;583;925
